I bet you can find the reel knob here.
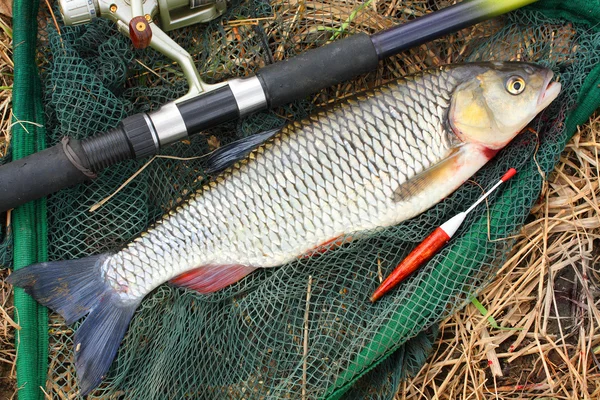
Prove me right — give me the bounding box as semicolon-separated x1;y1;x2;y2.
58;0;99;26
129;16;153;49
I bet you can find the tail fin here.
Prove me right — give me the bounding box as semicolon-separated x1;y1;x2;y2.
7;255;139;395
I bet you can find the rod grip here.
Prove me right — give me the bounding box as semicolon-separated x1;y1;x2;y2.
256;33;379;108
0;139;92;213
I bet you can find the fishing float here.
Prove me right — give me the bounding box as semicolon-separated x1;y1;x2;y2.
370;168;518;303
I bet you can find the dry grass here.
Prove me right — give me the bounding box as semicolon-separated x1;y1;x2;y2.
0;15;11;160
0;269;16;400
400;115;600;399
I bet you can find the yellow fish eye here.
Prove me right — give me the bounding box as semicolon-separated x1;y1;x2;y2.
506;76;526;95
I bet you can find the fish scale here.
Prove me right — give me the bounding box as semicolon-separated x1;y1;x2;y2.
104;69;462;300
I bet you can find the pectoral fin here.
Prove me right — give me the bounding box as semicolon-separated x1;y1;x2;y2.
392;148;462;203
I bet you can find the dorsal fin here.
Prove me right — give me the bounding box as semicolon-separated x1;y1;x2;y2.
203;128;281;175
170;264;257;294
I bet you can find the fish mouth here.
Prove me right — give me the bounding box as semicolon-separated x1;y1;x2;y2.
537;70;561;112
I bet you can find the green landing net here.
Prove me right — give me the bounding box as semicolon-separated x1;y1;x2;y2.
4;0;600;399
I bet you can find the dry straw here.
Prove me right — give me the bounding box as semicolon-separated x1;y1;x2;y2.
0;16;11;161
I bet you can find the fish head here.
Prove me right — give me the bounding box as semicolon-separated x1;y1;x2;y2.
449;62;561;150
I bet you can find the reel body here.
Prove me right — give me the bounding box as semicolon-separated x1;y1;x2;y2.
59;0;228;99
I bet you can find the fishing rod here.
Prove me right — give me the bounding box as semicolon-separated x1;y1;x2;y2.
0;0;538;213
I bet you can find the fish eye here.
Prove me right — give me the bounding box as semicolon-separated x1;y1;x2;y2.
506;76;526;95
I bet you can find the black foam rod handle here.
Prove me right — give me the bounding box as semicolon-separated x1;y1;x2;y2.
0;140;91;213
256;33;379;108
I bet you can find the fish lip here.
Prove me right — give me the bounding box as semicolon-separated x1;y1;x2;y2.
537;70;561;111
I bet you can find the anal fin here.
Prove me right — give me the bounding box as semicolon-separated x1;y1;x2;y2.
170;264;257;294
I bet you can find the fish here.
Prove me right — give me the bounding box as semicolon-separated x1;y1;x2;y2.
8;62;561;395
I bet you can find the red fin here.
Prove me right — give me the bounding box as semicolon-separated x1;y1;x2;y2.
300;235;353;258
170;264;257;294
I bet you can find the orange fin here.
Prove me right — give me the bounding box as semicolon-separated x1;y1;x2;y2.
300;235;353;258
170;264;257;294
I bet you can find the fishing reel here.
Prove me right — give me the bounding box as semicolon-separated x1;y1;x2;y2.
58;0;228;100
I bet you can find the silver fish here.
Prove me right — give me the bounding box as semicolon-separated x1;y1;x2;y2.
8;62;561;395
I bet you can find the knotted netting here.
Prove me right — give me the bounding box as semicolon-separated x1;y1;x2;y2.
5;0;600;398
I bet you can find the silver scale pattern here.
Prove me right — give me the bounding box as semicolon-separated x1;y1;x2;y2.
104;67;462;300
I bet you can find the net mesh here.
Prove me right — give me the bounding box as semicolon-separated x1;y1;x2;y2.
27;0;598;398
0;221;10;269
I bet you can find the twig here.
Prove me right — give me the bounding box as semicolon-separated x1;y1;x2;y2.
44;0;62;36
89;154;206;212
40;385;52;400
9;112;43;134
227;16;277;27
135;59;169;83
0;300;19;330
480;327;502;377
302;275;313;400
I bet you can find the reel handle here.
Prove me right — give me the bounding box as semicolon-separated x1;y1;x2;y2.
130;16;153;48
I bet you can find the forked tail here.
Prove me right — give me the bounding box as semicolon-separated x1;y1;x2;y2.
7;254;139;396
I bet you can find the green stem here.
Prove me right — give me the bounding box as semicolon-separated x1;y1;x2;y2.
469;296;522;331
0;19;12;39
